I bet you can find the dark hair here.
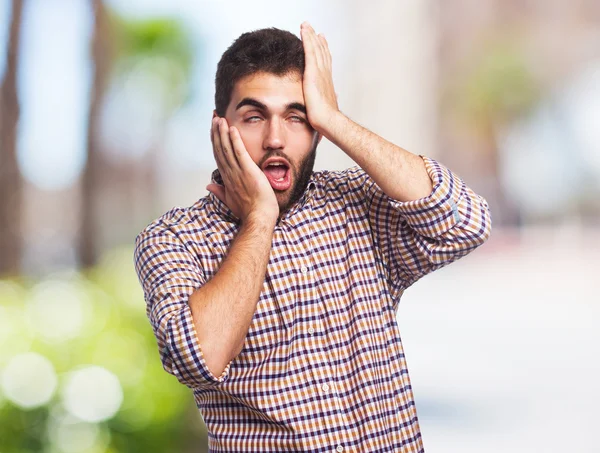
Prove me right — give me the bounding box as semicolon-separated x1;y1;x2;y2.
214;28;305;116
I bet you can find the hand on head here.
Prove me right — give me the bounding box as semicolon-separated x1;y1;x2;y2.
299;21;339;133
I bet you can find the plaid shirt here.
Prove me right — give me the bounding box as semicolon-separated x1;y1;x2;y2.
134;156;491;452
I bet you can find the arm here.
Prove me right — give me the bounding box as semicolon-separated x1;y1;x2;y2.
197;116;279;376
320;113;434;203
134;216;273;389
344;158;491;300
134;116;279;390
300;23;492;298
189;215;274;378
300;22;432;203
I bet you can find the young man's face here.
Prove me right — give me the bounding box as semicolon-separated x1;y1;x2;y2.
222;71;320;216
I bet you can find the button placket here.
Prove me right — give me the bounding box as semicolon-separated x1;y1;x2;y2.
295;225;348;448
300;260;316;337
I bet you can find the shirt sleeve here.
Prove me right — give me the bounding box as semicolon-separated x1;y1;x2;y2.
346;155;492;299
133;214;232;390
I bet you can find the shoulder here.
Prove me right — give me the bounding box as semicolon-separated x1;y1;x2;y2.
311;165;368;189
134;197;212;251
133;199;212;292
310;166;372;201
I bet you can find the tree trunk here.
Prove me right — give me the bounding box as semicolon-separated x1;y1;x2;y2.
0;0;24;277
79;0;110;268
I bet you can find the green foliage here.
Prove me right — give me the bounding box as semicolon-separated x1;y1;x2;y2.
0;247;206;453
445;34;542;126
113;16;193;70
106;9;195;110
463;44;539;120
0;406;48;453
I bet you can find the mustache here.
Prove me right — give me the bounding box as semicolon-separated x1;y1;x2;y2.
259;150;292;168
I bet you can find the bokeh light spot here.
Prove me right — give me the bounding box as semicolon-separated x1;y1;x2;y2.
25;278;90;343
62;365;123;422
1;352;58;408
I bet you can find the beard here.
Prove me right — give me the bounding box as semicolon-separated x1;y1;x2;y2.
259;142;318;218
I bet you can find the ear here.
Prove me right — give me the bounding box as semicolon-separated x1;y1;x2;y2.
213;109;218;119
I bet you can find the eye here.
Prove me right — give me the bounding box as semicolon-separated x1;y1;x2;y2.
289;115;305;123
245;116;263;123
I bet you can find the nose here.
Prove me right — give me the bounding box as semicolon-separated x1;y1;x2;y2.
263;118;285;150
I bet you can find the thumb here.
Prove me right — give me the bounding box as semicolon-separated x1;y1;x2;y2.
206;183;226;204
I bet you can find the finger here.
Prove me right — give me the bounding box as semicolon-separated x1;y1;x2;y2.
229;126;255;170
218;118;240;168
301;22;323;68
212;120;237;189
307;25;328;68
211;117;223;160
210;116;218;144
300;24;312;61
218;118;239;169
318;34;332;68
228;126;246;161
212;117;230;169
308;25;326;68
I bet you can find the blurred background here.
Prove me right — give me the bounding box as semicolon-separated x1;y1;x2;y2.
0;0;598;452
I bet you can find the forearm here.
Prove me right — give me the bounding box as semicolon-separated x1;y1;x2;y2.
321;112;433;202
189;216;275;377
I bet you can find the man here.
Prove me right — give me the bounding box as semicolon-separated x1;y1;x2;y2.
134;22;491;452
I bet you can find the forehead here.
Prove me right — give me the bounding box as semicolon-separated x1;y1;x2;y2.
229;71;304;112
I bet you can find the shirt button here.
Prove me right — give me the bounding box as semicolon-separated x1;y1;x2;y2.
336;446;344;452
321;383;330;392
308;327;315;335
300;265;309;275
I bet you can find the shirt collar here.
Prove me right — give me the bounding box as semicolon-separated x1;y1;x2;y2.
207;168;317;227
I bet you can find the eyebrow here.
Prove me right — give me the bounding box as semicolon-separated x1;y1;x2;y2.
235;97;307;115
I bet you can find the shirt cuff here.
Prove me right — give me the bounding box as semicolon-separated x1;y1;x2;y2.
388;155;464;238
164;303;232;388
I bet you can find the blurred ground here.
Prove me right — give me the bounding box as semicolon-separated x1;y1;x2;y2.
400;227;600;452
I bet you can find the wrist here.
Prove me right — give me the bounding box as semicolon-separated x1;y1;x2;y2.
243;212;277;230
314;109;344;138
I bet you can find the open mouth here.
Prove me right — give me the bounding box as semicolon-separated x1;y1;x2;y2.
262;159;292;191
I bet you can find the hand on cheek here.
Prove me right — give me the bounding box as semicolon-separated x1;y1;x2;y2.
207;117;279;225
